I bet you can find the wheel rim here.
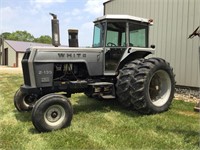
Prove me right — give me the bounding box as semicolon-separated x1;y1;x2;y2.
23;95;36;107
148;70;171;107
44;105;66;127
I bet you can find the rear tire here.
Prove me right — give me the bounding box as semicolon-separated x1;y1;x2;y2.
116;58;175;114
116;59;142;107
31;94;73;132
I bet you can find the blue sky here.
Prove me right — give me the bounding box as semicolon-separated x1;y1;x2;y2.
0;0;107;46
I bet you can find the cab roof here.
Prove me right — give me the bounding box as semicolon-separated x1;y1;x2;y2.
94;14;153;25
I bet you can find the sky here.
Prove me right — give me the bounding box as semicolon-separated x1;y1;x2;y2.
0;0;107;46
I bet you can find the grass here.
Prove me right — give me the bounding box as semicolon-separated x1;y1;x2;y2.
0;72;199;150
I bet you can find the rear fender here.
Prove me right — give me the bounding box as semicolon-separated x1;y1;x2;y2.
117;47;155;70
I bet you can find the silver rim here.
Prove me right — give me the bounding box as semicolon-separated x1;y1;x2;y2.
22;95;36;107
44;105;66;126
148;70;171;107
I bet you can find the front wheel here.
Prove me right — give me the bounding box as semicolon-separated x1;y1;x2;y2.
116;58;175;114
31;94;73;132
14;88;37;112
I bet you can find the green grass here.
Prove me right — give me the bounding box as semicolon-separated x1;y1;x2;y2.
0;73;199;150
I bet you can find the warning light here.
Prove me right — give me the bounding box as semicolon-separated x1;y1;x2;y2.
148;19;153;23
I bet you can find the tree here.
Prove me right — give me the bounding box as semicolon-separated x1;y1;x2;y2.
6;31;34;42
0;32;11;39
0;31;52;44
34;35;52;44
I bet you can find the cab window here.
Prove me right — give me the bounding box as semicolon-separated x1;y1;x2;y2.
93;23;105;47
129;22;148;47
106;22;126;47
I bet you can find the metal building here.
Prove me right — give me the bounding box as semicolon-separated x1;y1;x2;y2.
104;0;200;88
0;40;51;68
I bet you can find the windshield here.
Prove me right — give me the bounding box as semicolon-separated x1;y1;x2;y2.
93;23;105;47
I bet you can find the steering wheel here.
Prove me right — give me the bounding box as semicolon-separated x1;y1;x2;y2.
107;42;116;47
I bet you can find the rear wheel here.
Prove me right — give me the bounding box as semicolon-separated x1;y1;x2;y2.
31;94;73;132
116;59;142;107
116;58;175;114
14;88;37;112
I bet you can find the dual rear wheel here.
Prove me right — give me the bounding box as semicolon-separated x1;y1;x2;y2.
116;58;175;114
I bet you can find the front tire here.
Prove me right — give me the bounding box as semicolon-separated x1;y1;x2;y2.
14;88;37;112
31;94;73;132
116;58;175;114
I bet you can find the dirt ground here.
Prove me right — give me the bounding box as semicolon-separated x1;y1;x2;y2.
0;66;199;104
0;66;22;74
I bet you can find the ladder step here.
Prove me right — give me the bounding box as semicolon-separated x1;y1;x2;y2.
88;82;113;86
101;95;116;99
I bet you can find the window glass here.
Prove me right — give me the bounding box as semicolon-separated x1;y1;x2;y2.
93;23;105;47
129;23;148;47
106;22;126;47
106;30;118;46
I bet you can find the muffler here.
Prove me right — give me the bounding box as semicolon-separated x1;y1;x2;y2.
50;13;60;47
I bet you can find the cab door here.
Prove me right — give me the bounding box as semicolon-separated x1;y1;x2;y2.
104;21;127;73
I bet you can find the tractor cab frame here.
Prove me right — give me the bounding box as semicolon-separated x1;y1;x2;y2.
93;15;154;74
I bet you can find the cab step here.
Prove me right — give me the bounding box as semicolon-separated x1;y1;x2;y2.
101;95;116;99
88;82;116;99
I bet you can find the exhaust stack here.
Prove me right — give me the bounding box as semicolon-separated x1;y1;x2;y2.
68;29;79;47
50;13;60;47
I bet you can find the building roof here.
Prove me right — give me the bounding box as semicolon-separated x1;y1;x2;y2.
103;0;113;5
5;40;52;53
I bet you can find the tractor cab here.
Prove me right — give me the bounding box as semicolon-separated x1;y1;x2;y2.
93;15;153;72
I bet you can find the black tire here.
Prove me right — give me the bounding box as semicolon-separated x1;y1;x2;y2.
14;88;37;112
116;59;143;107
31;94;73;132
116;58;175;114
